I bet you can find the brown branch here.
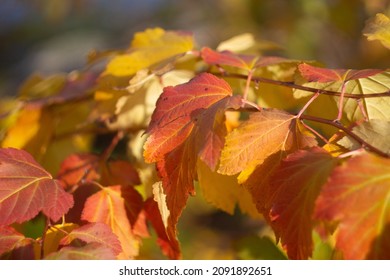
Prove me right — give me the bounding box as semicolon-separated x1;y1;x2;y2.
300;114;389;158
213;72;390;99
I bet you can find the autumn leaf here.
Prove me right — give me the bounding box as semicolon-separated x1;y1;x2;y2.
267;148;337;259
197;159;260;218
39;223;78;257
201;47;293;71
218;109;317;177
144;197;180;259
298;63;382;83
60;222;122;256
337;119;390;155
315;152;390;259
363;13;390;50
0;148;74;225
144;73;243;254
104;28;194;77
81;185;141;259
0;226;36;259
45;243;116;260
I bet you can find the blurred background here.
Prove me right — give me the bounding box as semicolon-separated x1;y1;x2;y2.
1;0;390;98
1;0;390;259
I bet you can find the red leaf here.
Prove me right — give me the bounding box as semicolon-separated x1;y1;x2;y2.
144;73;242;252
144;72;235;163
0;227;34;259
267;148;337;259
315;152;390;259
0;148;73;225
57;153;100;187
60;222;122;256
81;185;141;259
144;198;180;259
201;47;293;71
298;63;383;83
57;153;140;188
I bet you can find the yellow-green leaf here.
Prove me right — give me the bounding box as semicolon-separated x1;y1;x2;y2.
363;13;390;50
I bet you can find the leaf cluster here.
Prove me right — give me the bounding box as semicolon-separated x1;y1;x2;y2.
1;15;390;260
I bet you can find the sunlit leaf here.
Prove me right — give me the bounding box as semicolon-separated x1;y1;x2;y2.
218;109;317;177
81;185;140;259
315;152;390;259
337;119;390;155
267;148;337;259
363;13;390;50
0;148;73;225
39;223;78;257
104;28;194;77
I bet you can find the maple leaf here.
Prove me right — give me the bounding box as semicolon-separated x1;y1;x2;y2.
218;109;317;177
81;185;142;259
45;243;116;260
0;148;74;225
314;152;390;259
144;73;243;253
60;222;122;256
363;13;390;50
104;28;194;77
267;148;337;260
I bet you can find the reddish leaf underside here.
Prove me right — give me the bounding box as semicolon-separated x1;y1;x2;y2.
298;63;383;83
267;148;337;260
60;222;122;256
315;152;390;259
0;148;73;225
144;73;243;255
0;226;33;257
81;185;142;259
201;47;294;71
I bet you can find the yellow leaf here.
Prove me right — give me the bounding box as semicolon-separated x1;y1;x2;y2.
197;159;261;218
37;223;79;258
103;28;194;77
152;181;170;229
363;13;390;50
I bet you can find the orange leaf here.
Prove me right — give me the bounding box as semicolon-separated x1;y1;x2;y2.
315;152;390;259
60;222;122;256
267;148;337;259
0;148;73;225
81;186;141;259
218;109;317;177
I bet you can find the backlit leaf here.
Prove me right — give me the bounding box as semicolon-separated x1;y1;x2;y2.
218;109;317;177
60;222;122;256
104;28;194;77
144;73;243;253
81;185;140;259
337;119;390;155
0;148;73;225
298;63;382;83
197;159;260;218
363;13;390;50
39;223;78;257
315;152;390;259
267;148;337;259
45;243;116;260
